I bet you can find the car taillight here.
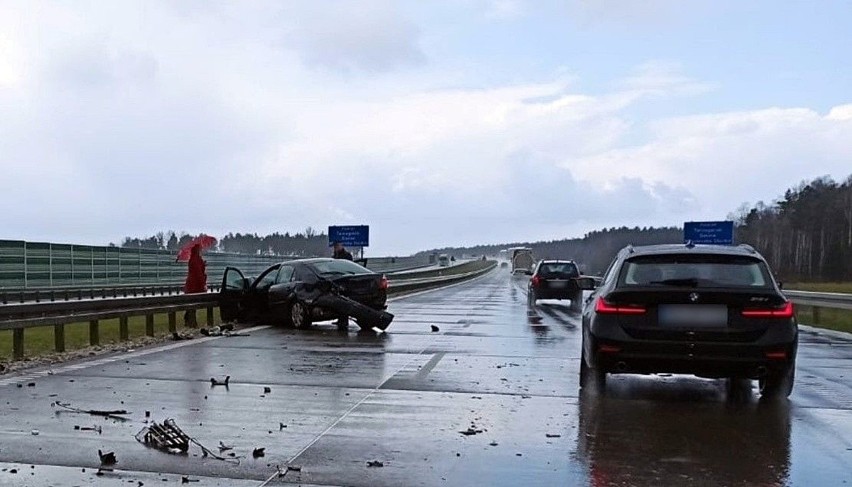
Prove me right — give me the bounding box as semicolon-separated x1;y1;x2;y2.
379;275;389;291
741;301;794;318
531;275;541;288
594;297;646;315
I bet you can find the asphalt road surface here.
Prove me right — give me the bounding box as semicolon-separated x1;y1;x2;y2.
1;269;852;486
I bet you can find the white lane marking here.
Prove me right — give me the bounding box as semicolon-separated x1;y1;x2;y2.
276;334;440;469
0;325;271;387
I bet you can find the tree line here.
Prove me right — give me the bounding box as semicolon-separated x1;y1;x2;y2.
118;228;330;257
423;173;852;281
422;226;683;275
731;174;852;281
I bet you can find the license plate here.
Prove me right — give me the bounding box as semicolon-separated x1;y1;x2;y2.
658;305;728;327
549;280;567;289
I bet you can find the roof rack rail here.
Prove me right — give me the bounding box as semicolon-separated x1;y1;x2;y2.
625;244;635;254
738;243;757;253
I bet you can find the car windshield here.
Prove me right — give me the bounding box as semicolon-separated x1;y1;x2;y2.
619;254;772;288
538;262;579;278
310;260;372;276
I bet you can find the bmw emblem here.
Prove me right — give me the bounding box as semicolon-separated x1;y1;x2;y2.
689;292;700;302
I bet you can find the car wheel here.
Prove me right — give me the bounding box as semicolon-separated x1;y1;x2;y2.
759;362;795;399
290;300;312;329
569;290;584;312
579;342;606;392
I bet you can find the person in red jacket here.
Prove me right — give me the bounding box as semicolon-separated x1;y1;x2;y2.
184;244;207;326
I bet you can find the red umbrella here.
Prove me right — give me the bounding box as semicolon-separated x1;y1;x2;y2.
176;235;217;262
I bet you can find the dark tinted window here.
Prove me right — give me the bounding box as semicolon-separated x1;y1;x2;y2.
538;262;579;278
255;265;281;290
309;260;371;276
619;254;771;288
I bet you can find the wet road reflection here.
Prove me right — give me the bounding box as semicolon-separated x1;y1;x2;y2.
578;388;791;486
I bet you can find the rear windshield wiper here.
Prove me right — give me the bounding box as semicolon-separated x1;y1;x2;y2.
648;278;700;287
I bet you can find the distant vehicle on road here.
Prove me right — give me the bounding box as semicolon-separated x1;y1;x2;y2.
438;254;450;267
509;247;535;275
220;258;393;331
578;243;797;398
528;260;584;310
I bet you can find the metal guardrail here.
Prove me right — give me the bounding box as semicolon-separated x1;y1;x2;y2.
785;290;852;311
0;261;497;360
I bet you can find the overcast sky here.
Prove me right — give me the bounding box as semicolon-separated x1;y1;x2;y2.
1;1;851;255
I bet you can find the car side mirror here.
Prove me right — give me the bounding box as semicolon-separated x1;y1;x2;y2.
777;281;784;290
575;277;598;291
525;270;534;276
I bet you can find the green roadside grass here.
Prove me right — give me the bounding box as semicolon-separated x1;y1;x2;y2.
787;282;852;294
0;308;222;361
785;282;852;333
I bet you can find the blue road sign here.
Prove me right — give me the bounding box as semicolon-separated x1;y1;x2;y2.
684;221;734;245
329;225;369;247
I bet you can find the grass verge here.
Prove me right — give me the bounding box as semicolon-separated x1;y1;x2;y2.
785;282;852;334
0;308;222;361
787;282;852;293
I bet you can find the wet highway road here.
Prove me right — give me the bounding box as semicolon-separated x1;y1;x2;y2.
1;269;852;486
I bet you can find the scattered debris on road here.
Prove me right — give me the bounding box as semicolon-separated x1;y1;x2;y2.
459;425;485;436
431;325;440;332
200;326;250;337
545;433;561;438
74;425;103;434
30;430;39;436
136;419;238;463
53;401;130;421
218;441;234;452
279;422;287;431
181;476;199;484
136;419;190;454
172;332;194;341
367;460;384;468
98;450;117;465
264;386;272;394
489;441;499;447
253;447;266;458
210;376;230;387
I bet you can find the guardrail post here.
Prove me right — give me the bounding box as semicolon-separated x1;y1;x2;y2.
168;312;177;333
119;316;129;341
54;324;66;352
12;328;24;360
145;314;155;337
89;320;99;346
206;306;214;326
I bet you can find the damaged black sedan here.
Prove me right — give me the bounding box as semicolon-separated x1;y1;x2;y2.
219;258;394;331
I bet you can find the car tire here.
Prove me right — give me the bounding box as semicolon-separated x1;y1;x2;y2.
759;362;795;399
290;300;312;329
569;290;584;312
579;344;606;392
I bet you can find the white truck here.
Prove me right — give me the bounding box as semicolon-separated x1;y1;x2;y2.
508;247;535;275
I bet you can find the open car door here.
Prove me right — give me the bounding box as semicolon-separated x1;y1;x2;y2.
220;267;248;323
